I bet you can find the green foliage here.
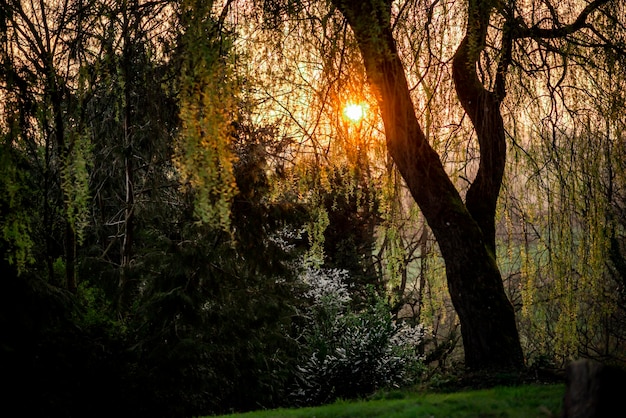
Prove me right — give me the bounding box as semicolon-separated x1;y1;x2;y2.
175;1;238;231
383;224;406;297
123;221;302;416
1;212;35;272
177;81;238;230
0;145;35;272
319;165;382;305
60;130;92;245
304;204;330;267
110;115;308;415
74;281;120;332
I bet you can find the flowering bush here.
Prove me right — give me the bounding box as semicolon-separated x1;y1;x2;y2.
300;267;351;305
290;269;425;406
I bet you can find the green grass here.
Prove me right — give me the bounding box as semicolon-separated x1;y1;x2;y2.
212;384;564;418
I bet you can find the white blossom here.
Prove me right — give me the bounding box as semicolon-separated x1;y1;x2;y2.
390;322;426;348
300;267;351;303
268;226;304;252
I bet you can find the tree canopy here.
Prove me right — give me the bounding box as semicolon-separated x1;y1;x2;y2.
1;0;626;415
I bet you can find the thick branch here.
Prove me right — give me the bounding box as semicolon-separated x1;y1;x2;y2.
452;0;507;254
513;0;611;39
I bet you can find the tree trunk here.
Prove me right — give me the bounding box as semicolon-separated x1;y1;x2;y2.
118;0;137;314
332;0;524;370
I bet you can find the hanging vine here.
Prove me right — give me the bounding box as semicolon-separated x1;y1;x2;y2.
175;0;238;231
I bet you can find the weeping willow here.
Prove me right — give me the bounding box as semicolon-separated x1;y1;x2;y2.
502;37;626;363
61;128;93;246
175;1;238;231
0;145;35;273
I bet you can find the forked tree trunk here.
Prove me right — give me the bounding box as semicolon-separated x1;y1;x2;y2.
332;0;524;370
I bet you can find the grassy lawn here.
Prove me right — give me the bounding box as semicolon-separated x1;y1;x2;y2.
213;383;564;418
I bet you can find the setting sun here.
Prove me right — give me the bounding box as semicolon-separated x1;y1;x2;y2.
343;103;365;123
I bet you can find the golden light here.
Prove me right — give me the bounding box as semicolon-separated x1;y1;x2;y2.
343;103;365;123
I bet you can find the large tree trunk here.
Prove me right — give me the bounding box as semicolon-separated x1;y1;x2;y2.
332;0;524;370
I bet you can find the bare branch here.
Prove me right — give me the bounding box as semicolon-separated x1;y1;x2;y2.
513;0;611;39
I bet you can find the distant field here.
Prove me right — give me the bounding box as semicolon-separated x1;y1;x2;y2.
213;383;565;418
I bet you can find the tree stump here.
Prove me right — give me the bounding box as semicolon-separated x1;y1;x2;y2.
562;358;626;418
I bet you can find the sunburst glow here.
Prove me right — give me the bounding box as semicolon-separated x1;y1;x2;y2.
343;103;365;123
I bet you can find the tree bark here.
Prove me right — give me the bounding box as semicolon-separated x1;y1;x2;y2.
332;0;524;370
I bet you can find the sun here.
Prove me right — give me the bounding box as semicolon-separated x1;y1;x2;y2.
343;103;365;123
